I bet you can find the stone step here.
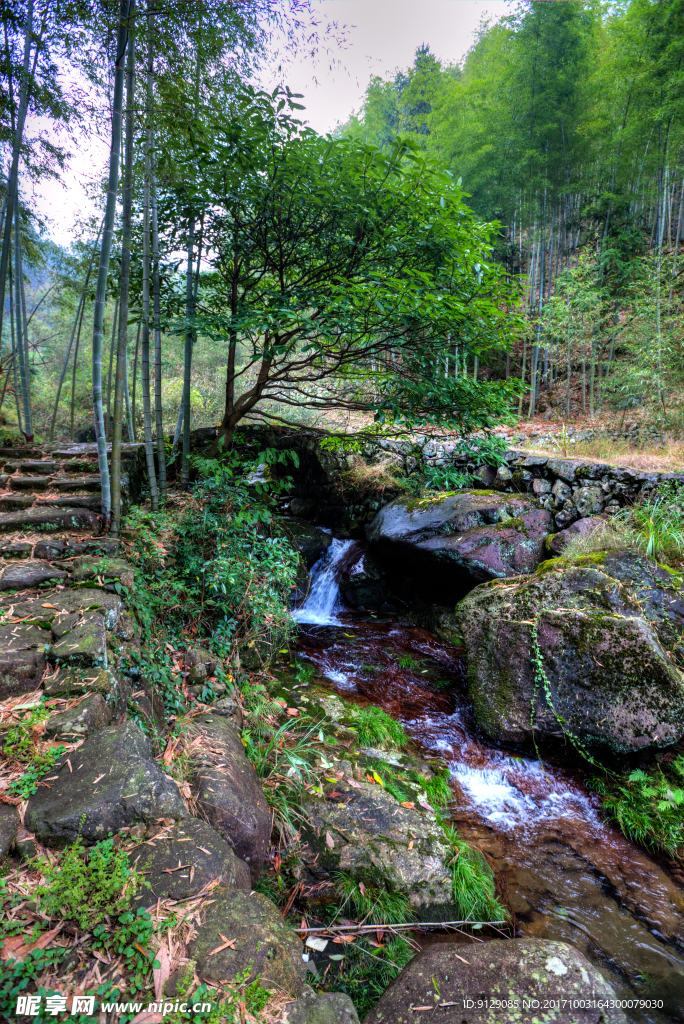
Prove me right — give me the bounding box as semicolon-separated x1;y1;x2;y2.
3;461;57;474
55;476;102;493
0;506;99;533
0;496;34;511
8;476;52;491
37;495;102;511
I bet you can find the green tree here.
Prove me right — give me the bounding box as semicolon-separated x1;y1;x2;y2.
163;88;520;440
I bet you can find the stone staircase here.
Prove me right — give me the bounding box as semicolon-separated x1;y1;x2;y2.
0;442;145;534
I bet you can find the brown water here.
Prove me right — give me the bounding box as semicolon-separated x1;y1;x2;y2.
294;539;684;1023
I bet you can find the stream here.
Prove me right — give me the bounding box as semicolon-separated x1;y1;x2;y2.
292;539;684;1023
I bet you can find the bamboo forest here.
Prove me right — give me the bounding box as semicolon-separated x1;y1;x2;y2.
1;3;684;1023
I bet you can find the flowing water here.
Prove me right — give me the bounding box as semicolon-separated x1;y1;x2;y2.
293;539;684;1023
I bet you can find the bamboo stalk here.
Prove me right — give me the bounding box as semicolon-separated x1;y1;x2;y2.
91;0;131;523
111;7;136;536
141;3;158;509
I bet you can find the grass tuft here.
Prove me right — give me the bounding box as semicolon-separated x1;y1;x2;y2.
352;706;408;750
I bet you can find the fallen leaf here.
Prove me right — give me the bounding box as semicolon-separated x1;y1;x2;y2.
286;707;299;717
92;773;105;785
453;953;470;965
153;942;171;1001
408;840;414;850
325;831;335;850
196;846;212;855
131;1013;163;1023
418;800;432;811
358;881;366;896
347;779;362;789
41;603;59;609
208;934;237;955
400;801;415;809
372;772;384;787
332;935;355;944
0;925;62;961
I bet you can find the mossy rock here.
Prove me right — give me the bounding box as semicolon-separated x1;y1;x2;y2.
363;938;626;1024
456;554;684;754
366;491;552;603
187;887;307;994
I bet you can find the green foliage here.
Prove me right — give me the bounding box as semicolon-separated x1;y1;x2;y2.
173;452;300;651
242;717;321;843
327;936;415;1021
590;757;684;861
351;706;408;750
616;494;684;561
440;826;507;923
421;767;452;808
93;907;160;991
423;465;473;492
3;705;67;798
35;838;142;931
333;871;410;925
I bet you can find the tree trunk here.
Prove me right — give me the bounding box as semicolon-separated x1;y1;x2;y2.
50;219;103;441
140;6;158;509
0;0;33;353
111;9;136;536
70;293;88;440
181;213;195;486
124;343;134;441
152;175;166;496
14;205;32;439
106;296;119;440
92;0;131;524
132;321;140;437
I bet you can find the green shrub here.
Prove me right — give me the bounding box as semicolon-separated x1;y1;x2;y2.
35;838;142;930
590;757;684;860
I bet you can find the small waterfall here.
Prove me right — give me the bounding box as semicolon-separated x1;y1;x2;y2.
294;538;356;625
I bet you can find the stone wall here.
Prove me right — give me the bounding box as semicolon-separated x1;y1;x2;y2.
191;425;684;532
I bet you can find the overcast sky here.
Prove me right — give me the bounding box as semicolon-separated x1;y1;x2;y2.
37;0;508;245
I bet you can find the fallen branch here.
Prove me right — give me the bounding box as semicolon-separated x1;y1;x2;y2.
294;919;507;935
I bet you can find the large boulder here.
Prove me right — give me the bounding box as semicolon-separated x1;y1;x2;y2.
367;491;552;602
129;818;250;902
301;778;470;920
185;713;271;883
362;939;626;1024
187;887;307;995
456;555;684;753
545;516;606;556
25;720;186;846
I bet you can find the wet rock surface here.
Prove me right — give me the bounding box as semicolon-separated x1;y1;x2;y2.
25;720;186;846
456;556;684;753
129;818;250;902
282;517;333;567
367;491;552;601
301;778;459;918
186;713;271;882
362;938;626;1024
188;887;307;994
